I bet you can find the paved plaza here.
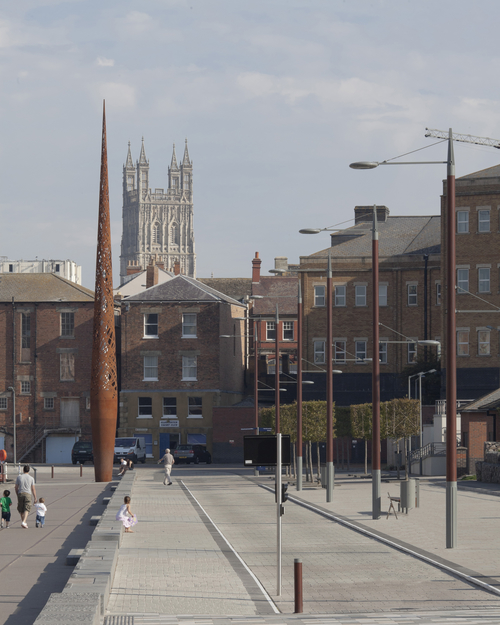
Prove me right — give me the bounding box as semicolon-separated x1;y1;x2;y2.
5;465;500;624
105;468;500;624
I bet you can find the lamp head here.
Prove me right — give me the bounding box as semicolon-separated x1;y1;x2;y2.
299;228;321;235
349;161;379;170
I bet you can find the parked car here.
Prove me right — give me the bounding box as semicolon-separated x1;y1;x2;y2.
173;444;212;465
114;437;147;464
71;441;93;464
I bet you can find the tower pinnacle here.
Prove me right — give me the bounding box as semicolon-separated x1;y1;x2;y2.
170;143;179;170
182;139;191;166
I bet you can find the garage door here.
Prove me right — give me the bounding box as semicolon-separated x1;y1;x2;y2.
46;436;77;464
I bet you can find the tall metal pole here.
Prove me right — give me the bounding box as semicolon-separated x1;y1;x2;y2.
275;306;280;434
276;432;282;595
90;101;118;483
326;250;334;502
297;281;303;491
8;387;16;465
419;373;423;476
446;128;457;548
372;206;381;519
254;319;259;477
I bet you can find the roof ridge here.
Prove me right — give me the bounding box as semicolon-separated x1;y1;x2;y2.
401;216;433;255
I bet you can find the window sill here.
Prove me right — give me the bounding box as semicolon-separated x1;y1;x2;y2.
187;415;203;419
137;415;153;419
60;379;75;383
182;335;197;339
143;378;158;382
182;378;197;382
60;335;75;340
143;336;159;340
19;361;31;365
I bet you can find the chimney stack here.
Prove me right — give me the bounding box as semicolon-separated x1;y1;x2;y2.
252;252;261;283
174;261;181;276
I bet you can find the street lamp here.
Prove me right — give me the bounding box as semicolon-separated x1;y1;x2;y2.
408;369;437;475
7;386;16;464
351;128;458;548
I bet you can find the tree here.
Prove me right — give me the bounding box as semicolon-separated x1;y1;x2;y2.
350;403;372;474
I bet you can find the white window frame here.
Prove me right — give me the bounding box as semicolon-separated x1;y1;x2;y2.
163;397;177;417
457;330;469;356
355;285;366;307
457;268;469;294
334;340;346;363
478;267;490;293
407;284;417;306
436;282;441;306
335;285;346;307
407;341;417;364
144;313;159;338
266;322;276;341
182;355;197;381
478;329;491;356
355;340;367;363
182;313;197;338
143;355;158;381
379;284;388;307
457;210;469;233
44;397;54;410
282;321;294;341
314;340;326;365
379;341;388;364
478;209;490;232
314;285;325;307
188;397;203;419
0;397;7;410
138;397;153;419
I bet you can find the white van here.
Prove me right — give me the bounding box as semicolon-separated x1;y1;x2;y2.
114;437;147;464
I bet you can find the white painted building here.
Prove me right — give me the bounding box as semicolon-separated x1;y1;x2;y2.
0;258;82;285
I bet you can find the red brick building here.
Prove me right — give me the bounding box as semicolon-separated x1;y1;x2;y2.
0;274;94;463
118;274;247;459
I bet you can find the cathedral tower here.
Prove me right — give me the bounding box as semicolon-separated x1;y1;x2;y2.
120;139;196;282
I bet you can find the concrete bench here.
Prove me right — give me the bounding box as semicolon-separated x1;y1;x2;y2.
66;549;84;566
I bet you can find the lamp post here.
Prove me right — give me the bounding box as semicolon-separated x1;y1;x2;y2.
297;281;303;491
418;369;436;475
350;128;457;547
7;386;16;464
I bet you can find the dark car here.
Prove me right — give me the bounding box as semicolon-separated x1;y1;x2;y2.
172;444;212;465
71;441;93;464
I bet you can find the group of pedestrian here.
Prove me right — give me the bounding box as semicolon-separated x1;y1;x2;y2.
118;458;134;476
1;465;48;529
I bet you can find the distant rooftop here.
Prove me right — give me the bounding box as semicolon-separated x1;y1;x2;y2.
0;274;94;303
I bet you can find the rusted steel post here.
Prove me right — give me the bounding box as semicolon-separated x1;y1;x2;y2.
294;558;303;613
372;206;381;519
296;281;303;491
91;101;118;483
80;463;83;478
51;465;54;479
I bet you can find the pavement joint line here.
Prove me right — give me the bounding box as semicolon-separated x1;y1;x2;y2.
257;482;500;601
180;479;280;615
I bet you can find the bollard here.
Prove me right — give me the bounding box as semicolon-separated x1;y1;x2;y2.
294;558;303;613
80;463;83;477
51;465;54;479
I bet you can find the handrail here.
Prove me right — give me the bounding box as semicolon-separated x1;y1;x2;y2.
409;442;446;463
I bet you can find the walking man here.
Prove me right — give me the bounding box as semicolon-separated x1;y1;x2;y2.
158;448;174;485
15;465;37;529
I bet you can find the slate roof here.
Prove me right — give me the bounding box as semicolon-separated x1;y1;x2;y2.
460;388;500;412
124;275;245;307
307;215;440;260
0;274;94;303
458;164;500;180
252;276;298;316
197;278;252;302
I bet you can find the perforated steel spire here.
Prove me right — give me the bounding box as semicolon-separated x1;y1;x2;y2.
91;101;118;483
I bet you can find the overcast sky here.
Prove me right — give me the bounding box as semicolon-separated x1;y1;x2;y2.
2;0;500;289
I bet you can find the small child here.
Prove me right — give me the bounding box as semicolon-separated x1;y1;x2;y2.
115;495;137;533
0;490;12;529
34;497;47;528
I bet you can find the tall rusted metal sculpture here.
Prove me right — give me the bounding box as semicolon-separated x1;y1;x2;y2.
91;101;118;482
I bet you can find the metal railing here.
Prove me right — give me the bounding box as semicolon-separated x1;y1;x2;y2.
410;442;446;464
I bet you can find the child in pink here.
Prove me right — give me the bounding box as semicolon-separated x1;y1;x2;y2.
116;495;137;533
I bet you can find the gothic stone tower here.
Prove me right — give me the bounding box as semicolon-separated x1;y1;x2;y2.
120;139;196;281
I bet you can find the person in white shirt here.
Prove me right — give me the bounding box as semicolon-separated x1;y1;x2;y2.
158;448;175;485
34;498;47;528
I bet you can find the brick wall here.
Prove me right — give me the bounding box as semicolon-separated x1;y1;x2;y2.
212;405;254;463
